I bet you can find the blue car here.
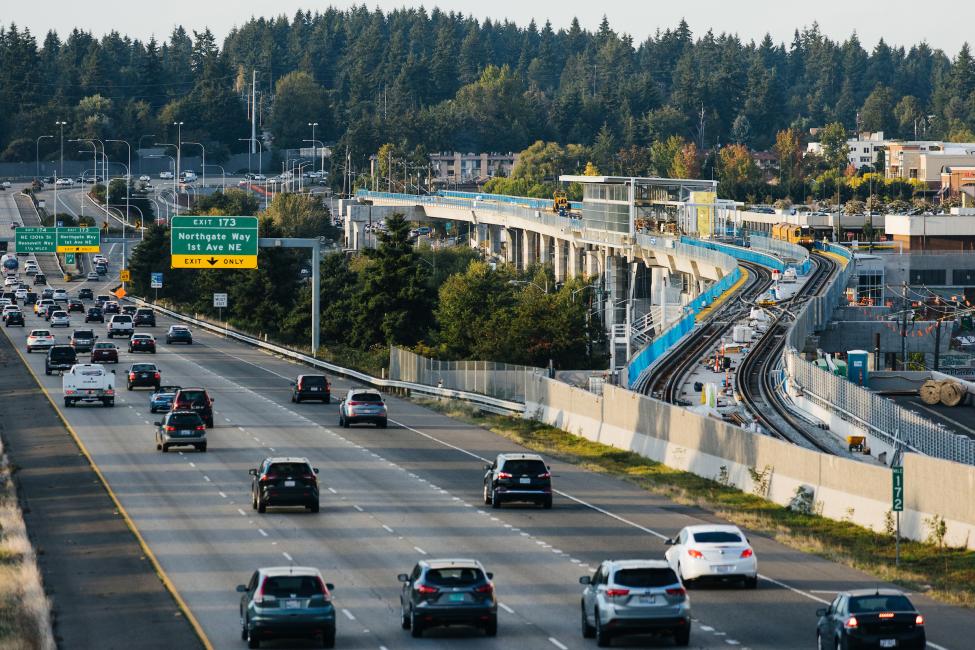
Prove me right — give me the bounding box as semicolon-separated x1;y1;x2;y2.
238;566;336;648
149;385;181;413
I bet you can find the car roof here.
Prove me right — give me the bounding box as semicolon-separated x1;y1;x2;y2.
603;559;672;571
682;524;744;534
132;333;152;337
844;588;911;598
498;452;545;462
263;456;311;464
422;559;484;570
168;409;201;417
259;566;322;578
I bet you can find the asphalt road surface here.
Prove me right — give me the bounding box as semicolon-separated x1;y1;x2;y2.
1;201;971;649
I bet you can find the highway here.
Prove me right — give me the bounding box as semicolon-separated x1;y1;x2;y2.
1;187;972;649
7;296;974;648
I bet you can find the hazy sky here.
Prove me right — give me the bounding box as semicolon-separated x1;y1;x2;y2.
5;1;973;55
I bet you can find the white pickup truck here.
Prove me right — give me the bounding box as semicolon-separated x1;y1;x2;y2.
63;363;115;407
107;314;134;338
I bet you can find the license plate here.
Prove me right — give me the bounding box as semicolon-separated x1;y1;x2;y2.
284;600;300;609
140;373;148;377
447;593;468;603
179;430;192;437
86;390;94;395
310;387;320;391
519;477;531;484
284;480;296;487
639;595;656;604
879;641;896;648
711;565;733;573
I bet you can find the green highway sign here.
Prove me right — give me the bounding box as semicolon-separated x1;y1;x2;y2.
15;227;100;253
56;227;100;253
65;253;75;265
892;466;904;512
16;227;57;253
170;216;259;268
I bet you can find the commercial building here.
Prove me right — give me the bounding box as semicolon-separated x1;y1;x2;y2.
885;142;975;186
939;166;975;204
806;131;888;170
428;151;519;184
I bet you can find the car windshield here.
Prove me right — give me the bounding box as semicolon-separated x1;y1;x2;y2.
133;334;151;340
691;531;743;544
167;413;203;428
301;376;327;387
425;567;485;586
31;330;51;336
849;595;915;613
112;315;131;322
500;459;547;475
156;386;180;395
132;364;156;372
136;309;152;315
94;342;114;349
351;392;382;402
267;463;311;477
79;368;103;377
262;575;323;598
73;331;94;338
613;568;679;587
49;347;75;358
171;327;188;332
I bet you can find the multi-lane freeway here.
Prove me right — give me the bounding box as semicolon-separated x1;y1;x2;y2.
1;187;972;649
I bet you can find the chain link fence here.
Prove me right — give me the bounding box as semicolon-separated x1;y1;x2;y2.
785;244;975;465
389;346;541;403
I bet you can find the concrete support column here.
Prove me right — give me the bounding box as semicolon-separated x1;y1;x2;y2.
567;243;582;279
540;235;552;265
489;225;503;255
524;230;537;268
553;239;566;282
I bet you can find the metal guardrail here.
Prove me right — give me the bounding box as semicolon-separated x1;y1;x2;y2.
126;297;526;416
16;191;65;276
389;346;540;402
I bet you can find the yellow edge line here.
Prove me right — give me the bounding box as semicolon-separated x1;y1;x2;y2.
2;333;213;650
816;250;849;269
696;268;750;322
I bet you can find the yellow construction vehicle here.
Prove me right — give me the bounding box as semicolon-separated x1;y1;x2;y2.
552;190;569;216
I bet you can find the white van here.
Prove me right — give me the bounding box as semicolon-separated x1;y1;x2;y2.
63;363;115;407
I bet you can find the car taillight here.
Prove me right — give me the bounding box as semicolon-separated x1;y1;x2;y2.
740;548;753;558
129;372;135;379
316;577;331;600
261;474;278;482
254;577;268;604
605;588;630;597
302;474;317;482
845;616;858;629
105;389;114;395
915;615;924;626
165;426;176;432
665;587;687;598
347;401;362;406
154;372;160;379
473;583;494;594
537;472;551;478
878;612;894;619
65;389;75;395
687;549;703;558
416;583;438;594
497;471;512;479
195;425;205;431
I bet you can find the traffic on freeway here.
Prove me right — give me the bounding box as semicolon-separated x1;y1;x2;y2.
0;246;964;650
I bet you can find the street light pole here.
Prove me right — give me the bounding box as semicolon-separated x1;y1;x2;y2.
36;134;53;179
148;154;177;221
55;121;67;179
308;122;318;176
185;142;206;189
173;121;184;183
204;164;226;191
107;139;132;273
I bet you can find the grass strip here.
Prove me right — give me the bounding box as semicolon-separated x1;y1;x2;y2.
416;398;975;608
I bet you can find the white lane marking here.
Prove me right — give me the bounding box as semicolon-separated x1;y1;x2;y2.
282;552;293;562
327;487;337;494
548;638;568;650
269;447;275;452
498;602;515;614
224;417;231;422
382;525;394;533
203;475;210;482
238;426;245;432
928;643;950;650
353;505;364;512
189;462;196;468
726;641;740;646
758;574;829;604
413;546;427;555
341;608;355;621
218;491;227;498
700;625;714;632
237;508;247;516
258;529;268;537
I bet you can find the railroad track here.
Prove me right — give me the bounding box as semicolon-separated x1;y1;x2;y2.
639;261;773;404
736;252;838;453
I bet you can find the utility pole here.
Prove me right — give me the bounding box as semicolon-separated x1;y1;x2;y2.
901;281;909;371
251;70;257;159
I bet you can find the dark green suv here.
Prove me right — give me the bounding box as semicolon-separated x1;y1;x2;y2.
237;566;336;648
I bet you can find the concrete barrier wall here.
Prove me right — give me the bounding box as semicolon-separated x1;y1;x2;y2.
526;375;975;549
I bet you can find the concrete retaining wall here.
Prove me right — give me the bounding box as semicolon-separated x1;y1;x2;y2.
526;375;975;549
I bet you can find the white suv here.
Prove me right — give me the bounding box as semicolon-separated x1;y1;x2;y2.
107;314;134;338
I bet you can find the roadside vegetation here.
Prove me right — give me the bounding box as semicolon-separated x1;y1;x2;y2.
0;443;55;650
418;398;975;608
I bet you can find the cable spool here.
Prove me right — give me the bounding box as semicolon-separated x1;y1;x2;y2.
919;379;944;405
940;380;967;407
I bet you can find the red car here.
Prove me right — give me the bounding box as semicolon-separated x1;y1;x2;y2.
128;333;156;353
90;341;119;363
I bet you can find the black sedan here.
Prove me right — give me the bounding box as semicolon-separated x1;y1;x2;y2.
67;298;85;313
816;589;925;650
85;307;104;323
126;363;161;390
128;333;156;353
5;310;24;327
165;325;193;344
78;288;93;300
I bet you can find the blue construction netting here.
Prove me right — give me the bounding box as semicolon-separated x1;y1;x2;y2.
625;266;743;387
680;236;789;272
437;190;583;211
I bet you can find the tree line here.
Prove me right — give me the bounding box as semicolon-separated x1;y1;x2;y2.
2;10;975;186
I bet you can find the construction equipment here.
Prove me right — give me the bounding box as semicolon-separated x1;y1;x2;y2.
919;378;969;406
846;435;867;453
552;190;569;216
